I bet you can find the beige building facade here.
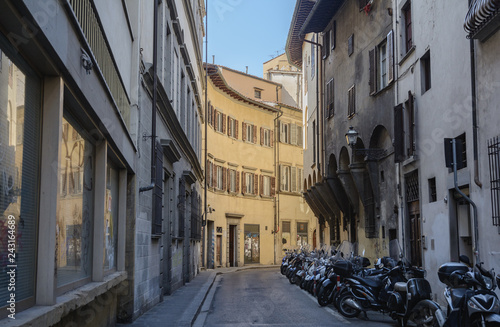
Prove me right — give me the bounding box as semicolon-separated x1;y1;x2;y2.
203;64;318;268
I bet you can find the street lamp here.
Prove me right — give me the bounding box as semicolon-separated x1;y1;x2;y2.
345;126;359;147
345;126;387;161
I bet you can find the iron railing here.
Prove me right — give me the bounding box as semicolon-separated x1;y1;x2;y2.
67;0;130;130
488;136;500;226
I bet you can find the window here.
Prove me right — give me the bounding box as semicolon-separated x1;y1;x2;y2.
261;128;272;147
403;2;413;53
298;168;303;192
331;21;336;51
280;122;302;146
216;165;224;190
247;124;254;143
428;177;437;203
0;50;41;310
262;175;271;196
208;103;213;126
104;162;119;271
379;41;387;89
421;51;431;94
369;31;394;94
311;36;315;78
207;160;213;188
313;121;316;163
229;169;237;193
244;172;255;194
348;85;356;117
280;122;290;144
394;91;416;162
215;110;225;133
57;116;95;288
348;34;354;57
254;88;262;99
291;167;297;192
282;221;291;245
280;165;291;192
325;78;334;118
488;136;500;226
228;117;238;139
322;29;330;59
297;222;308;247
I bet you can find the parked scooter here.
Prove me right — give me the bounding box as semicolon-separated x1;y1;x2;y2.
337;239;442;327
439;255;500;327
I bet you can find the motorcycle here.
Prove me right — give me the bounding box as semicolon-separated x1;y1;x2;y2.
439;255;500;327
337;239;443;327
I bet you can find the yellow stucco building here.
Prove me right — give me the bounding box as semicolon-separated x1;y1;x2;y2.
203;63;320;268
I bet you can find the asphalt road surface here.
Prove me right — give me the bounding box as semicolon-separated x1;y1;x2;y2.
201;267;398;327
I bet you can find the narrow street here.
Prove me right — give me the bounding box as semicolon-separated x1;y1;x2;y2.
200;268;396;327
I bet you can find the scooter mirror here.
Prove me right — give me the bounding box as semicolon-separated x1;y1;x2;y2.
459;255;471;267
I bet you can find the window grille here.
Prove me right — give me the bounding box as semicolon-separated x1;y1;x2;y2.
488;136;500;226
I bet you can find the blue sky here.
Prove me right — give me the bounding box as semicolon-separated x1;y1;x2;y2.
205;0;297;78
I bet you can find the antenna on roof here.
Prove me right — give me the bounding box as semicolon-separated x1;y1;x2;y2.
246;66;248;74
212;55;215;64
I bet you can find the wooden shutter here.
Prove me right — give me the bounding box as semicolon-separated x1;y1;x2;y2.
227;168;231;192
279;121;284;142
236;171;240;193
213;163;217;188
242;122;247;141
394;103;405;162
298;168;303;192
260;127;264;145
408;91;415;156
222;114;227;133
208;105;212;126
227;116;231;136
297;125;303;147
253;173;258;195
271;177;276;197
291;124;297;145
369;48;377;95
222;167;227;191
241;172;246;194
235;120;239;139
291;167;297;192
214;110;218;131
332;21;336;50
387;30;394;84
260;175;263;196
253;125;257;143
270;130;274;148
211;106;215;126
279;165;284;191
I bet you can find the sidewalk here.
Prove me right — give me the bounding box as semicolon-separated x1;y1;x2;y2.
117;265;279;327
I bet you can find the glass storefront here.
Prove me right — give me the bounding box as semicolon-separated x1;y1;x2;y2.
56;117;94;287
104;162;118;271
0;38;41;308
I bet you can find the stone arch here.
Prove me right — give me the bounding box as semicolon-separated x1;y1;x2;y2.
328;154;338;178
339;146;350;171
308;174;312;189
313;170;317;184
370;125;392;150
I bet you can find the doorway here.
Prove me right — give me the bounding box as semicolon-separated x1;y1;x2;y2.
216;235;222;267
408;201;422;267
229;225;237;267
244;224;260;264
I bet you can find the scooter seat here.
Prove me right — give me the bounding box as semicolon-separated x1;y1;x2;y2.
352;275;383;288
394;282;407;292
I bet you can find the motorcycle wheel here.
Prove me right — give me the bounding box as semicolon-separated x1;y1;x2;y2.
337;292;361;318
289;274;296;284
415;304;439;327
280;265;286;275
317;284;334;306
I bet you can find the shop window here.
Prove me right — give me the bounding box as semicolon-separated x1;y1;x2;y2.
297;222;308;247
56;116;95;288
0;46;41;313
104;162;119;271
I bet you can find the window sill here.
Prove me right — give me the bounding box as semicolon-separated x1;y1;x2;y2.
402;155;418;167
371;82;394;97
242;193;257;198
3;272;127;327
399;45;416;66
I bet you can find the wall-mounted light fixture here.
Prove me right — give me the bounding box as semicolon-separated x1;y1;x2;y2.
81;48;93;75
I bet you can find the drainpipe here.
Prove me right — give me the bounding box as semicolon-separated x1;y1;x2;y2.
203;0;209;269
274;85;283;265
469;0;482;189
141;0;159;193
